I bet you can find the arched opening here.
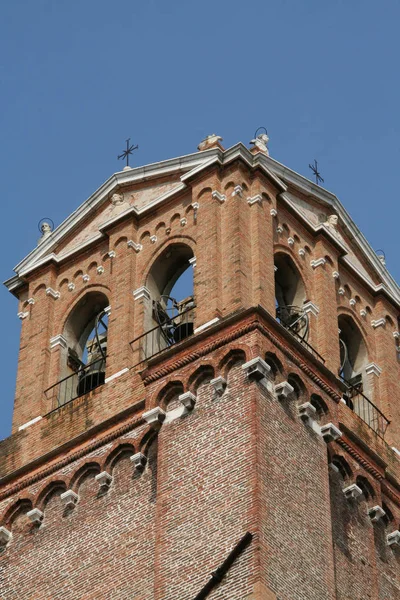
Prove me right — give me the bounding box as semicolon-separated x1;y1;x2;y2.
55;291;110;405
274;253;308;341
338;314;368;388
143;244;195;357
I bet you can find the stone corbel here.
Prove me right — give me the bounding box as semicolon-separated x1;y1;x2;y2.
26;508;44;524
210;376;227;396
107;251;116;259
127;240;143;253
132;286;151;302
179;391;197;411
270;208;278;217
298;248;306;257
180;218;187;227
242;357;271;382
212;191;226;203
130;452;147;473
0;527;12;547
46;287;60;300
27;297;35;305
298;402;316;423
96;266;104;275
95;471;113;490
232;185;243;197
371;318;386;329
365;363;382;377
368;505;386;522
320;423;342;443
275;381;294;401
82;274;90;283
17;311;29;320
310;258;326;269
60;490;79;509
68;282;75;292
50;334;68;350
343;484;363;501
142;407;166;428
247;194;262;206
332;271;340;279
150;235;157;244
387;530;400;547
303;301;319;317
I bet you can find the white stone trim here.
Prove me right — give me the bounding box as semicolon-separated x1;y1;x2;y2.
107;250;116;259
17;311;29;320
310;258;326;269
320;423;342;443
368;505;386;522
275;381;294;401
392;446;400;458
298;248;306;257
298;402;317;422
130;452;147;472
338;287;345;296
104;305;111;316
365;363;382;377
142;407;166;427
371;318;386;328
332;271;340;279
0;527;12;546
50;334;68;350
349;298;356;307
212;190;226;203
287;237;294;247
96;266;104;275
150;235;157;244
303;301;319;317
276;225;283;234
27;297;35;305
387;530;400;547
60;490;79;508
192;202;199;210
133;286;151;302
393;331;400;339
127;240;143;253
179;391;197;411
18;415;42;431
210;376;227;396
360;309;367;318
82;274;90;283
105;367;129;384
46;287;60;300
189;256;196;268
270;208;278;217
68;282;75;292
242;357;271;381
247;194;262;205
194;317;220;334
95;471;113;489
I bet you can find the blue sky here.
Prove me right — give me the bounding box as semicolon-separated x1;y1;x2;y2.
0;0;399;439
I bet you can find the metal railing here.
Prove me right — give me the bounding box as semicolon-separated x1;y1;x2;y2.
44;357;106;410
341;378;390;438
130;305;195;365
276;305;325;364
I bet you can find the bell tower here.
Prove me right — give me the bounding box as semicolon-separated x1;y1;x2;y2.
1;133;400;600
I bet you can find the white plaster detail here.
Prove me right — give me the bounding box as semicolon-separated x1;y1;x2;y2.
210;376;227;396
108;251;116;259
179;391;197;411
0;527;12;546
212;190;226;203
311;258;326;269
142;407;166;427
17;311;29;320
68;282;75;292
18;415;42;431
303;301;320;317
95;471;113;489
320;423;342;443
105;367;129;384
194;317;220;334
247;194;263;206
270;208;278;217
349;298;356;307
298;402;317;422
343;484;363;500
275;381;294;401
393;331;400;339
60;490;79;508
368;505;386;522
338;287;345;296
133;286;151;302
387;530;400;547
180;218;187;227
360;309;367;318
189;256;196;268
276;225;283;234
82;274;90;283
242;357;271;381
232;185;243;197
332;271;340;279
130;452;147;472
287;237;295;247
50;334;68;350
150;235;157;244
298;248;306;257
96;266;104;275
27;297;35;305
26;508;44;524
365;363;382;377
371;318;386;328
46;287;60;299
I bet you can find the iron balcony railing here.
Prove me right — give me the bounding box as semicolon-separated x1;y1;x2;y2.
276;305;325;364
130;305;195;365
341;377;390;438
44;357;106;410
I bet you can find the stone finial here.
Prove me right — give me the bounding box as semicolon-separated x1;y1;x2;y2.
250;132;269;155
198;134;223;152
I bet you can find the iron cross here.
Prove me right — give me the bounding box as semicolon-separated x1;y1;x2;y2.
309;159;324;185
118;138;138;167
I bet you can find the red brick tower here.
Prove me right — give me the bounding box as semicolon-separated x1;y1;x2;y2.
1;133;400;599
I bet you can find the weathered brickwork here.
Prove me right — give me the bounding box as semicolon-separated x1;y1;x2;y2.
1;138;400;599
